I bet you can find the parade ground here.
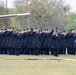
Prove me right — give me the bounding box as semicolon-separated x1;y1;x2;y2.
0;55;76;75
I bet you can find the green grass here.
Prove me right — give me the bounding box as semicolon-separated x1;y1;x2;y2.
0;55;76;75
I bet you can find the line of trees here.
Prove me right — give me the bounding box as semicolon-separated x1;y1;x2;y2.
0;0;75;30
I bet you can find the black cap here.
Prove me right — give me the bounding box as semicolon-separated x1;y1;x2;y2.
23;29;25;31
31;28;33;30
1;29;3;30
63;30;65;32
56;27;58;29
26;28;28;30
5;29;7;30
12;27;14;29
52;29;54;31
36;28;38;29
19;30;21;31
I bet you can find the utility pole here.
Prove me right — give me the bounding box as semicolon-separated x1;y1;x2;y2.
6;0;8;14
27;0;31;30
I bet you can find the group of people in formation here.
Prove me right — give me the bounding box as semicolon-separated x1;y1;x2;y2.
0;27;76;56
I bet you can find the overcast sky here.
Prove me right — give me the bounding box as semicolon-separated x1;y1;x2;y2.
0;0;76;12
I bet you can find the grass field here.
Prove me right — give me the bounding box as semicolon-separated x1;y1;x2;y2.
0;55;76;75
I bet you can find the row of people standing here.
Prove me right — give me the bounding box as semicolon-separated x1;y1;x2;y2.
0;27;76;56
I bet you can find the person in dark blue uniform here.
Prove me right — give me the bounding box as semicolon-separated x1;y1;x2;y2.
14;29;21;55
74;33;76;55
51;30;61;56
43;29;50;55
0;29;4;54
66;29;75;55
59;31;66;54
38;30;44;54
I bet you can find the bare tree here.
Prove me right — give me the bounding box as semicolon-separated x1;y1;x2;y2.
13;0;70;30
